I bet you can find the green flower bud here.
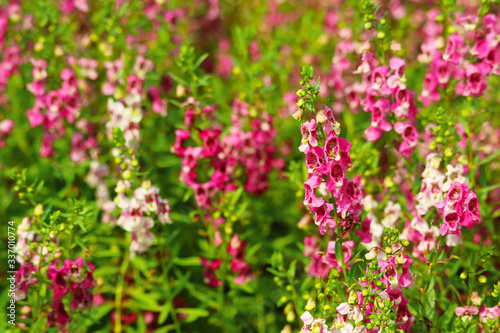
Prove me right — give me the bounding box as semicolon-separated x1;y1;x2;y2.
34;204;44;216
123;169;132;180
305;298;316;311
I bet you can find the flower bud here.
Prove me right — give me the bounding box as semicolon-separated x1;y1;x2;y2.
316;110;327;124
365;247;377;260
176;84;186;98
395;251;407;265
286;311;295;322
305;298;316;311
348;291;357;304
384;176;394;188
458;155;468;165
292;109;303;121
34;204;44;216
296;89;305;97
471;291;481;306
123;169;132;180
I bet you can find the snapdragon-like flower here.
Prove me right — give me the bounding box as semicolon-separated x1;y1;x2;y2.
14;263;38;301
115;181;172;259
435;181;480;236
228;234;255;285
200;258;223;288
45;257;95;330
0;118;14;147
298;105;362;235
174;97;281;209
455;305;479;322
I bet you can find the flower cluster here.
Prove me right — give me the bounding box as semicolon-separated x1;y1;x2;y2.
14;262;38;301
421;15;500;105
0;45;19;101
115;180;172;259
172;97;281;208
26;61;84;157
304;236;356;279
301;237;415;333
297;68;362;235
45;257;95;330
435;181;480;237
200;258;222;288
324;38;420;157
228;234;255;285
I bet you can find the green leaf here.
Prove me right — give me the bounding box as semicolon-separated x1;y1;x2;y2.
305;100;315;112
467;324;478;333
477;150;500;165
172;256;201;266
478;183;500;194
128;289;163;312
314;77;320;90
158;303;171;325
334;241;343;262
167;71;189;86
424;276;436;320
194;53;209;69
438;304;457;328
267;267;285;277
176;308;209;323
132;256;150;276
287;260;297;279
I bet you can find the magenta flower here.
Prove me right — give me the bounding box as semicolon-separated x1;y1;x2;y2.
303;173;325;208
443;33;464;65
14;263;38;301
310;202;335;235
455;305;479;322
0;118;14;147
394;122;418;158
200;258;223;288
300;119;318;147
431;55;453;86
479;305;500;324
420;73;440;107
47;300;71;329
463;191;480;229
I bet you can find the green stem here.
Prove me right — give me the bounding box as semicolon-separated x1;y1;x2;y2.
114;253;130;333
